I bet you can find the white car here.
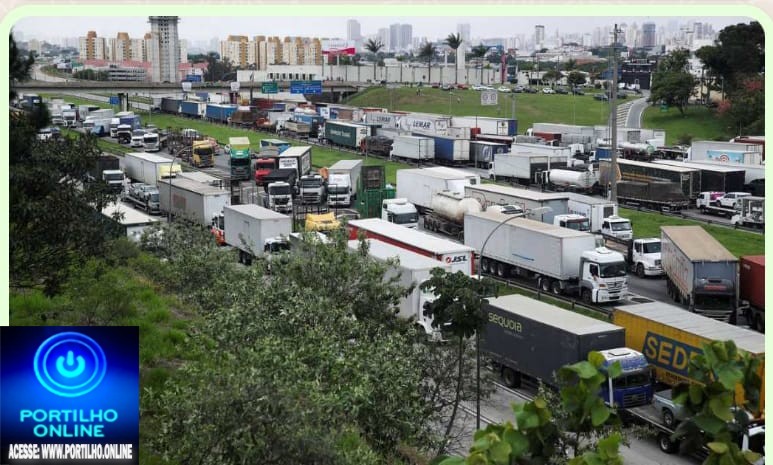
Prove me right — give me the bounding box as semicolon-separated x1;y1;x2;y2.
717;192;751;209
542;87;556;94
497;86;512;93
472;85;486;91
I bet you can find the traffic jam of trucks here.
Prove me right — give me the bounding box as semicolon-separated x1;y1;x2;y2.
36;90;764;462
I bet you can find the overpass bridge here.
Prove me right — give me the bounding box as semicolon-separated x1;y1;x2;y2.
15;80;363;96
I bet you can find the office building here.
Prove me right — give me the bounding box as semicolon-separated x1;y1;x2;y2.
642;23;656;48
148;16;181;83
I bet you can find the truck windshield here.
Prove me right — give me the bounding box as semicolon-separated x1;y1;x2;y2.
695;294;734;310
105;173;123;182
566;219;590;231
195;147;214;155
265;242;291;253
611;222;632;231
643;242;661;254
327;184;348;194
612;370;650;388
270;186;292;195
231;158;251;167
301;180;322;188
393;212;419;224
257;159;276;168
600;261;627;278
149;193;159;202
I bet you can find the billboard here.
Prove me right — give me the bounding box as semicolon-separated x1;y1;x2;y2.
322;39;356;56
705;150;746;163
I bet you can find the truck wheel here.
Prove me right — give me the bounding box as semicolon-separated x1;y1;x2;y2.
551;280;562;295
658;433;678;454
582;289;592;304
481;258;490;274
496;262;506;277
636;263;645;278
502;367;521;388
662;409;676;428
539;277;550;292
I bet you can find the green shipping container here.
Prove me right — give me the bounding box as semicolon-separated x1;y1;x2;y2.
356;186;395;219
325;121;369;149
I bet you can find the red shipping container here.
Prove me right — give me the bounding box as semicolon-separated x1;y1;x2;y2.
470;127;482;139
740;255;765;310
533;131;562;142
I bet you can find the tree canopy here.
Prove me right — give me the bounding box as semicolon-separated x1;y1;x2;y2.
649;49;696;115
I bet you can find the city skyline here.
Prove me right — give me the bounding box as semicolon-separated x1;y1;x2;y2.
14;16;752;45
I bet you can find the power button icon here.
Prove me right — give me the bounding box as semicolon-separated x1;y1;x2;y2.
34;332;107;397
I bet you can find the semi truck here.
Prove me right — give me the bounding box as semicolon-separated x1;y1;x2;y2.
89;155;125;193
464;183;568;224
488;152;569;185
122;152;181;186
416;134;470;165
360;135;393;157
325;121;370;149
157;178;230;227
216;204;293;265
689;140;764;166
451;116;517;136
738;256;764;332
661;226;738;322
280;119;311;138
607;159;701;200
389;135;435;161
469;140;509;169
564;193;617;233
229;136;252;181
347;238;453;339
482;294;652;407
347;218;475;275
278;146;312;180
381;198;419;228
395;167;480;213
616;181;691;211
421;192;482;240
298;173;325;205
603;237;663;278
326;160;363;207
465;210;628;303
536;166;599;193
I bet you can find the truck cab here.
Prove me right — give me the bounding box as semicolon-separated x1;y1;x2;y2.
327;172;353;207
299;174;325;205
382;198;419;228
254;156;278;186
116;125;133;144
102;169;126;193
601;215;633;241
731;196;765;229
579;247;628;303
265;182;293;214
696;191;725;209
125;183;160;215
210;213;226;246
192;140;215;168
630;238;663;277
597;348;654;408
143;132;161;152
130;130;146;148
554;214;591;232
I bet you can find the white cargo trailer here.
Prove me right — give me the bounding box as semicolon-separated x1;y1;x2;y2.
176;171;225;188
396;167;480;211
157;178;231;227
689;140;763;166
511;143;573;160
101;201;161;242
347;239;452;337
451;116;517;136
390;135;435;161
565;193;618;233
122;152;182;186
327;159;363;207
223;204;293;264
464;183;568;224
490;152;568;184
464;210;628;303
347;218;475;275
399;114;451;136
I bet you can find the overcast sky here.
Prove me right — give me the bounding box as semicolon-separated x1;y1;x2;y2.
13;16;753;43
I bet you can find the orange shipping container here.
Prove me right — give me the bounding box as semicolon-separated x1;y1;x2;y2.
612;302;765;415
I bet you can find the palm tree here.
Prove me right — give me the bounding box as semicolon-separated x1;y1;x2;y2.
418;42;436;84
444;33;463;85
469;44;488;85
364;38;383;83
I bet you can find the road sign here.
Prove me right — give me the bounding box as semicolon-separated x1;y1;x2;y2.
261;82;278;94
185;74;202;82
181;82;192;92
481;90;498;106
230;82;240;92
290;80;323;95
109;96;120;105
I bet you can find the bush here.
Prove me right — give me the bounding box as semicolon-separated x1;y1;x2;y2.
677;133;694;145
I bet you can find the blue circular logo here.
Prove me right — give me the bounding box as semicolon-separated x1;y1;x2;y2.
34;332;107;397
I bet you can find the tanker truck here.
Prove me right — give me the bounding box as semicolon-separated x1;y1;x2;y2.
422;191;482;241
535;166;599;193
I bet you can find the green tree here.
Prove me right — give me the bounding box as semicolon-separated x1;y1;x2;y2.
437;352;624;465
10;32;34;100
567;71;587;88
445;33;464;84
420;269;497;456
202;52;233;82
695;22;764;95
542;69;562;87
649;49;697;115
564;58;577;72
419;42;437;84
364;38;384;82
671;340;763;464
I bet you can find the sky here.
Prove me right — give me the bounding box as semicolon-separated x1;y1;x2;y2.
13;16;753;44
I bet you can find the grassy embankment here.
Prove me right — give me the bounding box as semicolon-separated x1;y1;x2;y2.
642;105;735;145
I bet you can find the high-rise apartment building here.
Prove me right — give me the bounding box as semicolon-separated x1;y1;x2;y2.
377;28;389;50
220;35;250;68
642;22;656;48
534;25;545;49
79;31;106;60
399;24;413;52
347;19;361;41
148;16;181;82
389;24;400;52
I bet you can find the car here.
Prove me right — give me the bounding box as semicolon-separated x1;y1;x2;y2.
542;87;555;94
36;127;61;141
513;85;525;93
523;87;539;94
471;84;486;91
497;86;512;93
555;88;569;94
571;87;585;95
441;84;452;91
593;93;609;101
717;192;752;209
456;84;468;90
431;83;440;89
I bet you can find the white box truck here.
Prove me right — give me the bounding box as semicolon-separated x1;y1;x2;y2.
390;135;435;161
327;159;363;207
222;204;293;265
565;192;618;233
157;178;231;227
122;152;182;186
489;152;568;184
464;210;628;303
689;140;764;166
347;238;452;338
511;143;573;159
464;183;568;224
396;167;480;212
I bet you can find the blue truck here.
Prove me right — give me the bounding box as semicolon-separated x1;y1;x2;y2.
180;101;204;119
292;113;325;137
415;134;471;165
206;104;237;124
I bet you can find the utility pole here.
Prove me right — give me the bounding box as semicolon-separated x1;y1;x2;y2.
610;24;622;203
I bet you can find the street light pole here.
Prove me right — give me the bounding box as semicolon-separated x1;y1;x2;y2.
610;24;622;203
167;150;182;223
